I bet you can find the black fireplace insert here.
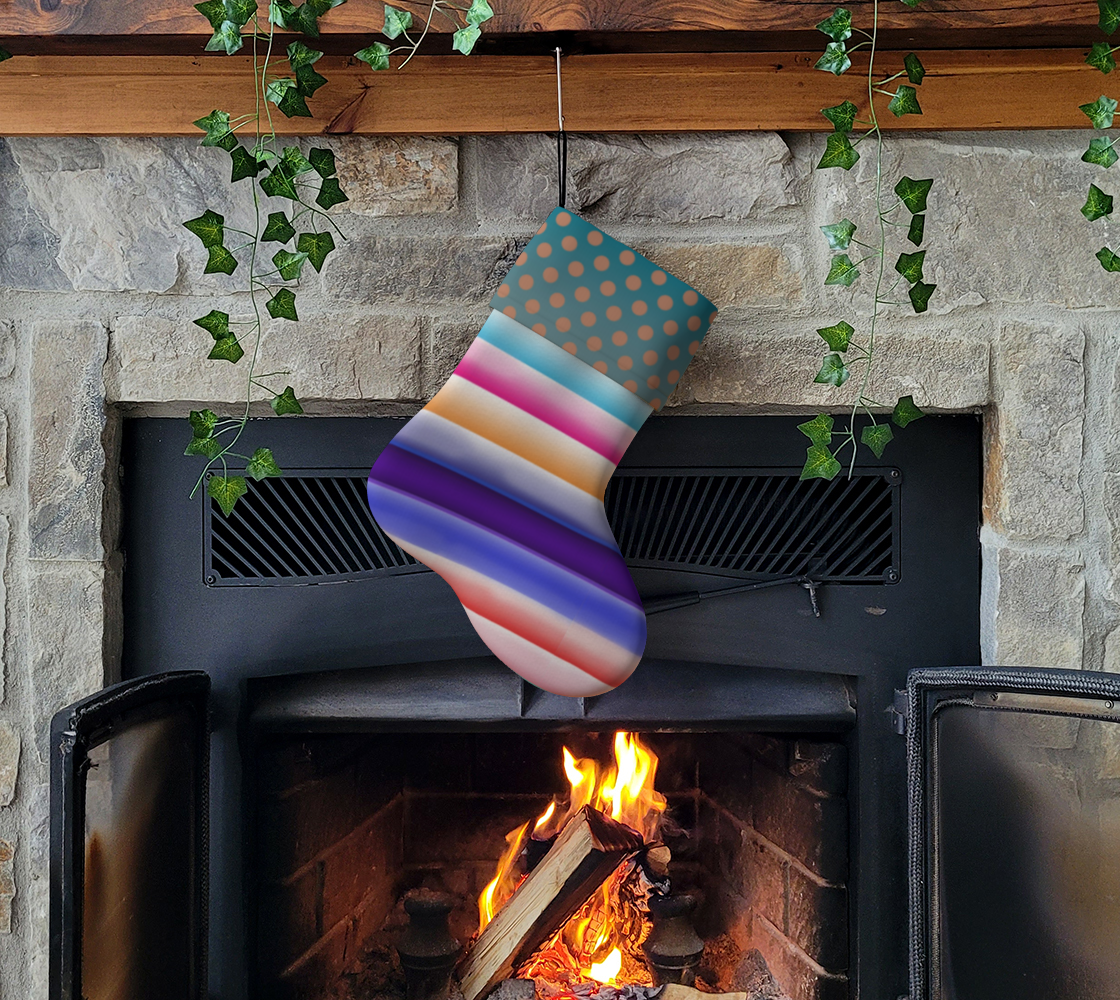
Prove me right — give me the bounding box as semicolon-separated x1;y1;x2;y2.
51;414;1117;1000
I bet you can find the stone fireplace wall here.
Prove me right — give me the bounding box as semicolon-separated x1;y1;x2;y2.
0;128;1113;998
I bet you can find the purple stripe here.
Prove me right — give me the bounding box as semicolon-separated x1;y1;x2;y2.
370;444;640;607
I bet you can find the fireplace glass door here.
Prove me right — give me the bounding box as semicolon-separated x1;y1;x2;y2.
908;667;1120;1000
50;671;210;1000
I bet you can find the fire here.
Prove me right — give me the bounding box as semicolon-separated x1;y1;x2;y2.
477;732;667;987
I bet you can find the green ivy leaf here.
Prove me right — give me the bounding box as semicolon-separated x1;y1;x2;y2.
205;20;244;54
273;249;309;280
194;109;236;148
193;310;231;339
196;0;226;28
230;145;261;182
817;320;854;352
189;408;220;439
894;176;933;213
817;132;859;170
894;249;926;284
308;147;337;178
797;413;835;447
891;395;925;428
1102;0;1120;35
888;85;922;117
262;211;297;244
898;0;922;8
0;48;12;62
185;435;224;460
260;166;299;200
814;352;850;387
801;444;842;481
1083;183;1115;220
453;24;482;53
269;0;297;26
820;218;857;250
316;177;349;209
816;8;853;41
272;386;304;415
382;4;413;38
223;0;257;26
1081;94;1118;129
909;280;936;312
266;287;299;320
903;52;925;84
183;209;225;248
296;63;328;96
825;254;860;286
465;0;494;24
209;335;245;363
861;423;894;458
275;79;313;118
287;40;323;67
816;41;852;76
281;145;315;177
1085;136;1119;169
296;2;322;36
907;213;925;246
297;230;336;271
1088;41;1117;73
205;245;239;275
821;100;858;132
208;475;248;517
355;42;391;70
1097;246;1120;271
247;447;284;480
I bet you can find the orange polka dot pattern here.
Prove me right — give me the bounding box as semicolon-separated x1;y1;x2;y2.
492;207;717;406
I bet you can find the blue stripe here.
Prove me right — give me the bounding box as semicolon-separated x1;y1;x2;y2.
478;311;651;432
367;482;648;654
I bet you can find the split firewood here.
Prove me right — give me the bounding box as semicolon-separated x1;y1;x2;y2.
659;985;748;1000
645;845;671;876
458;807;645;1000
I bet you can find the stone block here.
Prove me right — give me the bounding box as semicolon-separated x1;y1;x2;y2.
322;236;510;304
7;137;223;293
0;410;8;487
328;136;458;216
107;314;423;405
423;322;478;397
1104;626;1120;674
808;131;1120;312
755;916;848;1000
29;561;105;756
0;140;69;291
752;763;847;884
29;320;107;560
636;244;803;308
985;321;1084;541
0;840;13;933
0;322;14;379
0;722;19;807
785;863;848;972
474;133;800;226
670;323;989;411
987;547;1084;670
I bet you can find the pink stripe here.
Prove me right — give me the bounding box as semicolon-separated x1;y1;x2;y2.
454;338;634;465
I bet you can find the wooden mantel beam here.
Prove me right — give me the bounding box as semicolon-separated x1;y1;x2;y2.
0;49;1102;135
0;0;1105;55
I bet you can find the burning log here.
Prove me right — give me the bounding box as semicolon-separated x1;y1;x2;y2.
458;806;645;1000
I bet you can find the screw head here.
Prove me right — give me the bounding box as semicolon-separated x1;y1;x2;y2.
205;575;215;585
886;568;899;582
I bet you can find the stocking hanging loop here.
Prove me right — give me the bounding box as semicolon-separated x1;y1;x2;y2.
555;47;568;208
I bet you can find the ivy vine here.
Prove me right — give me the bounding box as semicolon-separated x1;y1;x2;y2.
1081;1;1120;276
800;2;928;481
182;0;494;515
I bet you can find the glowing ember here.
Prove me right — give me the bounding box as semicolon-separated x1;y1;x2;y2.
477;732;667;988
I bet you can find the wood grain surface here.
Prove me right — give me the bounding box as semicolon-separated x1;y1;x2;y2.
0;49;1101;135
0;0;1104;54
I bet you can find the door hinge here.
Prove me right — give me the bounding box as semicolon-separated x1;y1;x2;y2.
891;689;908;735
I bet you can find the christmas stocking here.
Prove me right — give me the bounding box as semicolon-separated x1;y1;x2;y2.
367;208;717;697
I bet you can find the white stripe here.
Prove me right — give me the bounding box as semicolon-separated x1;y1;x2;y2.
465;609;620;697
391;409;617;546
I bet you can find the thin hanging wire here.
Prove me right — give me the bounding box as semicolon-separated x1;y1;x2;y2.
555;46;568;208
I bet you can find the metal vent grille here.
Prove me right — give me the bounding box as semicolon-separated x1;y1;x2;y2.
204;468;899;586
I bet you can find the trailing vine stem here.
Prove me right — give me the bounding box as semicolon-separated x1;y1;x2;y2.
800;2;930;481
182;0;494;516
1079;2;1120;276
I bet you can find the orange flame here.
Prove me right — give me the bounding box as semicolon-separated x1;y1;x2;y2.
478;733;666;986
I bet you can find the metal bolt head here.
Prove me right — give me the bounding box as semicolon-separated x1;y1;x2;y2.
886;568;900;582
205;575;215;585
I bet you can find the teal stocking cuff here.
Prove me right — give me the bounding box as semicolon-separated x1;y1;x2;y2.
492;207;718;410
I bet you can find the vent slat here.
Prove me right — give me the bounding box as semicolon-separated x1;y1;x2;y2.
205;468;899;587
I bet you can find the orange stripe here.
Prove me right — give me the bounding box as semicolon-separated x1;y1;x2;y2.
425;376;615;498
